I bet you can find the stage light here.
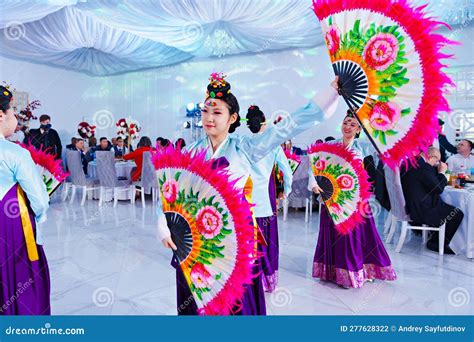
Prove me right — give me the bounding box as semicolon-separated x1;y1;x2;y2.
187;103;195;111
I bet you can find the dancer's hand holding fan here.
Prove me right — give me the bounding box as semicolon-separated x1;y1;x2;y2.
313;0;456;168
153;146;256;315
308;142;371;234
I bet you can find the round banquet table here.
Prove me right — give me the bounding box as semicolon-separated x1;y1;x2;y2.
441;185;474;258
87;160;136;202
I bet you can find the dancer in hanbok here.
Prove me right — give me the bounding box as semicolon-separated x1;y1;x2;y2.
156;73;340;315
308;111;396;288
246;105;293;293
0;86;51;315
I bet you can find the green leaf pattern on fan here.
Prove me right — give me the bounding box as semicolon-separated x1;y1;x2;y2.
326;16;412;145
312;155;359;222
159;171;228;300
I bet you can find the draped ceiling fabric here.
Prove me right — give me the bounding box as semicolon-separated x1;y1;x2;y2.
0;0;471;76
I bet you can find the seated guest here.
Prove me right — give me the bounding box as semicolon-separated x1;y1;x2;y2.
87;137;113;160
123;136;153;181
65;137;77;150
95;137;113;151
175;138;186;150
401;147;463;254
68;138;91;175
324;136;336;142
113;137;130;157
111;137;118;147
446;139;474;173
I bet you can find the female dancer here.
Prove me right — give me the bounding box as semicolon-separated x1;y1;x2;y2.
246;105;293;293
0;86;51;314
308;111;397;288
157;73;340;314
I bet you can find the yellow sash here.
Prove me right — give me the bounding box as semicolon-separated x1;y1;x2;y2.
243;177;259;253
17;186;39;262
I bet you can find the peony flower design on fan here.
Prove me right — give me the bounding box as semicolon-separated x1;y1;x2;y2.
157;170;230;302
307;142;372;235
190;262;214;289
337;174;355;191
325;24;341;55
162;179;178;203
196;205;223;239
324;16;411;146
363;33;399;71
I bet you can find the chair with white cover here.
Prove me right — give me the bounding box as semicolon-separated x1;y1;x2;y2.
384;165;446;255
283;155;314;222
132;151;157;208
66;150;99;206
95;151;133;207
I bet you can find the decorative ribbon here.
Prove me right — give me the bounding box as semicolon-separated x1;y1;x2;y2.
17;186;39;262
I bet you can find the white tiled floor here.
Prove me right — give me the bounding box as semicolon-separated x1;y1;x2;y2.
43;194;473;315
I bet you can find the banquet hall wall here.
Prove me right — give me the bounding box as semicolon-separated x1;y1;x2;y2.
0;26;471;148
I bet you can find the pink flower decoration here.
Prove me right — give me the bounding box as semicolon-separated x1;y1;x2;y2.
369;101;402;132
325;25;341;55
330;202;343;216
315;159;327;171
363;33;399;71
337;174;355;191
162;179;178;203
190;262;213;289
196;205;223;239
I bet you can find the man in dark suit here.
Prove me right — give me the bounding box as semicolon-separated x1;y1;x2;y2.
401;147;463;254
26;114;63;159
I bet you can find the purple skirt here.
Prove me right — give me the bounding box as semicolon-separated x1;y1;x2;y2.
313;204;396;288
174;257;266;315
0;184;51;315
256;172;279;293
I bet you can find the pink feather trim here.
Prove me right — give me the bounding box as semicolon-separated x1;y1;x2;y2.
313;0;457;169
283;149;301;163
20;143;69;182
152;145;256;315
307;141;372;234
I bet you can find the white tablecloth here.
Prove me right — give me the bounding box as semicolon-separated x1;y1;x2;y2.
441;186;474;258
87;161;136;201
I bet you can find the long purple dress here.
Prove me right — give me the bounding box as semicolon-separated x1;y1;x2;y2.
256;172;279;293
0;184;51;315
313;204;396;288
